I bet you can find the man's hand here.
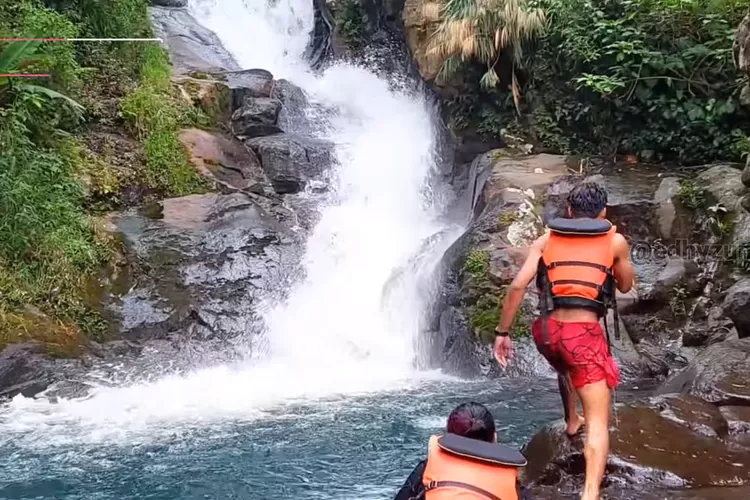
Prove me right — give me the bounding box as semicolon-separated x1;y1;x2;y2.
493;335;513;368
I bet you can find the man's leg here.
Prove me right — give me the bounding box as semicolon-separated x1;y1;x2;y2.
558;371;585;436
576;380;611;500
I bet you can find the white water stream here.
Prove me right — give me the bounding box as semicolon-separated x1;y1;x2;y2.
0;0;465;444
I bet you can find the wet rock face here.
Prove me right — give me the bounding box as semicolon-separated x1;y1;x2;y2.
150;0;187;7
104;193;301;343
697;164;750;252
735;11;750;109
223;68;275;111
723;278;750;339
148;6;239;75
224;74;334;195
657;338;750;405
178;128;267;192
522;396;750;494
428;153;569;376
245;134;335;194
231;98;284;138
0;343;52;399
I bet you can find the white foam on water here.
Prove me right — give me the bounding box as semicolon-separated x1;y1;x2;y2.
0;0;460;444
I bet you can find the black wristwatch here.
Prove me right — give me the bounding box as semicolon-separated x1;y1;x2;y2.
494;327;509;337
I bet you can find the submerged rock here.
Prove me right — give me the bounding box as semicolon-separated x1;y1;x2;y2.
245;133;335;194
104;192;301;343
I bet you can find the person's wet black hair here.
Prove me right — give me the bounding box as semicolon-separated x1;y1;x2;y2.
567;182;608;218
446;402;496;443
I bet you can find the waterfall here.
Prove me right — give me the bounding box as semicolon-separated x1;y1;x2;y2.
0;0;463;443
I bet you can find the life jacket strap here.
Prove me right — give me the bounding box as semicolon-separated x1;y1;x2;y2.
549;279;603;291
424;480;505;500
546;261;610;273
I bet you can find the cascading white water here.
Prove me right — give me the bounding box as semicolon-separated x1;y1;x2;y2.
0;0;464;443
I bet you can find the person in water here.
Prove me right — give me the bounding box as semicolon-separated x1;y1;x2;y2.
493;182;635;500
394;402;530;500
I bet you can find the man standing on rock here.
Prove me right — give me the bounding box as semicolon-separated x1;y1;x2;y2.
493;182;635;500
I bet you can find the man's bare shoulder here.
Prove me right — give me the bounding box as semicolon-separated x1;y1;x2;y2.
611;232;630;258
531;231;550;251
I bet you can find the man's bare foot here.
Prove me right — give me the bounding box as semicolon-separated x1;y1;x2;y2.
567;414;585;437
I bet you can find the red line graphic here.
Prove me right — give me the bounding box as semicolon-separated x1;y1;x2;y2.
0;74;51;77
0;38;67;42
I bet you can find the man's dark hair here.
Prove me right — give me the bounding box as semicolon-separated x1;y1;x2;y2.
446;402;496;442
567;182;608;218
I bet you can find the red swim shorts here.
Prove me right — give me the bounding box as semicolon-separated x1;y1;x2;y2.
531;317;620;389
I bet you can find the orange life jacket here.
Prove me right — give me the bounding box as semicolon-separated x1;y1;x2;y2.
421;434;525;500
537;217;617;313
535;217;620;343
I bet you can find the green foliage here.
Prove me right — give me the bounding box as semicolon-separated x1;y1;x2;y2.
0;103;110;345
463;249;490;279
121;44;209;196
453;0;750;164
677;179;709;209
469;288;532;343
335;0;366;46
0;0;208;348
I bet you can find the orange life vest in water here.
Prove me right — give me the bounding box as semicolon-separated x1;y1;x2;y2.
422;434;526;500
536;217;617;315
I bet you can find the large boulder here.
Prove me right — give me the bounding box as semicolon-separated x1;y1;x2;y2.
637;258;701;306
174;74;231;124
734;11;750;109
653;176;692;241
223;69;275;112
697;165;750;252
244;134;335;194
0;343;54;399
148;6;239;75
522;395;750;495
230;97;284;138
580;167;664;241
102;192;301;344
723;278;750;339
657;338;750;405
178;128;268;191
427;153;569;376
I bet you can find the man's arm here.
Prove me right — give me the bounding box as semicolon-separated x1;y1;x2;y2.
612;233;635;293
393;460;426;500
496;233;548;333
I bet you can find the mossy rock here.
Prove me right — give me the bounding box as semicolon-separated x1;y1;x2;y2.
0;307;85;358
174;76;231;126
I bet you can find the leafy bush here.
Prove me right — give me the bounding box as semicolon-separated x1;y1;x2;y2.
446;0;750;164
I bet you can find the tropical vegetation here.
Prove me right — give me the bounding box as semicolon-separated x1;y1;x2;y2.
431;0;750;165
0;0;207;353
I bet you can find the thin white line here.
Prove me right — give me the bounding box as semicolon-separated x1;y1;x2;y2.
66;38;163;42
